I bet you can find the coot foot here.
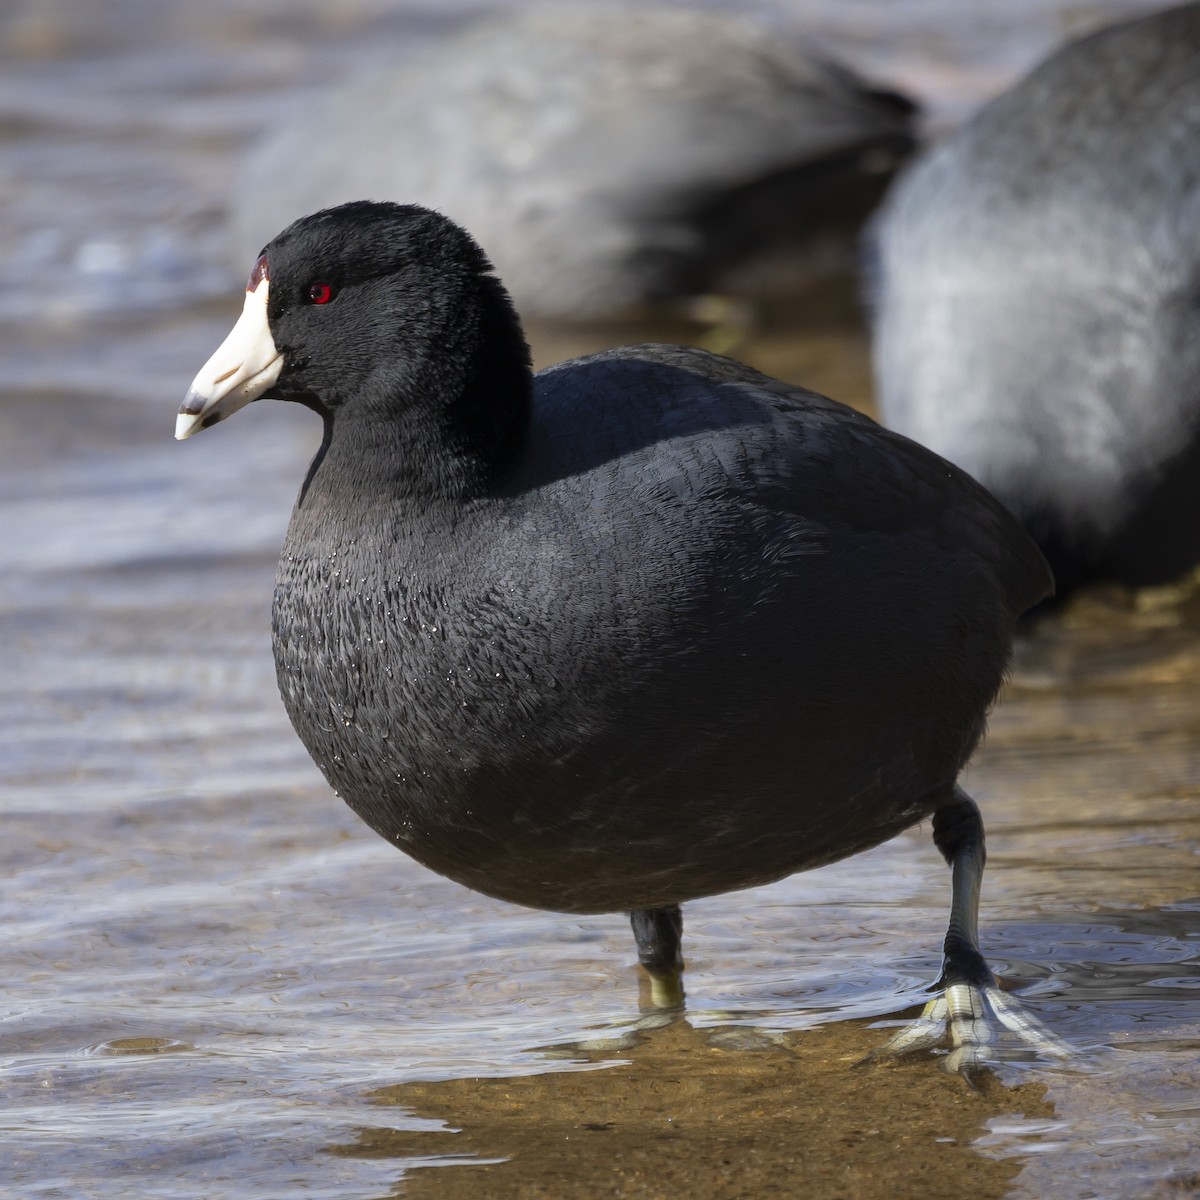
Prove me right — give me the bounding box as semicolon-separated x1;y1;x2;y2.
631;905;685;1009
876;790;1068;1072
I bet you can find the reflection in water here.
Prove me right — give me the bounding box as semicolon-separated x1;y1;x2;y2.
1;2;1198;1199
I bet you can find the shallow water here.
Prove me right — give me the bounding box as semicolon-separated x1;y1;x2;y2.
2;2;1197;1198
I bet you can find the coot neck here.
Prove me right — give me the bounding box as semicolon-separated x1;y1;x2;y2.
300;286;533;518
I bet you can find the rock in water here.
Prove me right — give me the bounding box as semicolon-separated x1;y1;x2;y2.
232;6;916;321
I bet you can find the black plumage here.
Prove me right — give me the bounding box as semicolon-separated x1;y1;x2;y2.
180;202;1056;1063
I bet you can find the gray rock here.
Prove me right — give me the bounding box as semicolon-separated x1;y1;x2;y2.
233;5;915;320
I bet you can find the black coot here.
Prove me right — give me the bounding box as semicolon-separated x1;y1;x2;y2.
179;201;1057;1069
872;2;1200;596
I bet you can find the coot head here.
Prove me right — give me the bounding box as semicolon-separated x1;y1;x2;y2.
180;201;530;449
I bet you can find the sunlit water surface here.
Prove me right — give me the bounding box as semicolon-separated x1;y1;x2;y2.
1;2;1196;1198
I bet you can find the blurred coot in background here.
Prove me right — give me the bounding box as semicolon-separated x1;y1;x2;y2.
871;2;1200;596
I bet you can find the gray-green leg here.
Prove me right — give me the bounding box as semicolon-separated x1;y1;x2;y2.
881;787;1068;1071
630;905;685;1009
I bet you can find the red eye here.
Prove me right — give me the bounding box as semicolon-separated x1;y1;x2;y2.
307;282;335;305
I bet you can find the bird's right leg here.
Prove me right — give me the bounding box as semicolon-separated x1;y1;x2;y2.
630;904;685;1009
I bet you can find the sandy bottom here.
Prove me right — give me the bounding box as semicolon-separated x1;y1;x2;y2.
337;1016;1051;1199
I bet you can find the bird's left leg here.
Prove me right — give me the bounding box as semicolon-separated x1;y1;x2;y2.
879;787;1068;1072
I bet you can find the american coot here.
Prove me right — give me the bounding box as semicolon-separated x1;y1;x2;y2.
233;6;916;321
872;2;1200;596
180;201;1058;1069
